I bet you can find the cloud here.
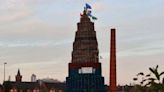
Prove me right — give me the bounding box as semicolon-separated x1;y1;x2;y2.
0;10;31;24
0;0;164;85
0;0;32;24
92;1;107;12
0;40;72;47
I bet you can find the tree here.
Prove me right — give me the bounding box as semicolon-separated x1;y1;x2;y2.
133;65;164;92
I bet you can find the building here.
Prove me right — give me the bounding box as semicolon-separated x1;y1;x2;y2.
31;74;37;82
15;69;22;82
3;69;65;92
0;84;3;92
65;9;107;92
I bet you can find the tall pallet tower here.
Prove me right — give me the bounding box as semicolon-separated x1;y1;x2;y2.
66;10;107;92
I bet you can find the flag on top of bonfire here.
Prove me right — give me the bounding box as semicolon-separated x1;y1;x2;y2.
85;3;92;9
83;3;98;20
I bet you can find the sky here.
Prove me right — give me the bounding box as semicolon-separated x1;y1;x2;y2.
0;0;164;85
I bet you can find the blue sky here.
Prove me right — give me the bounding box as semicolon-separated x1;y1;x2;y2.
0;0;164;85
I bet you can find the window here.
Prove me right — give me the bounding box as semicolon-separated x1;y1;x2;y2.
10;88;17;92
49;88;55;92
78;67;95;74
33;89;39;92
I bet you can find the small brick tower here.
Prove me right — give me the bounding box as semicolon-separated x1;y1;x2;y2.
15;69;22;82
66;10;107;92
109;28;117;92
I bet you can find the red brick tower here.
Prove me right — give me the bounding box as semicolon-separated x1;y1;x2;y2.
109;28;117;92
15;69;22;82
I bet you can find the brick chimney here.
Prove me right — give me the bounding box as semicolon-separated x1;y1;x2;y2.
109;28;117;92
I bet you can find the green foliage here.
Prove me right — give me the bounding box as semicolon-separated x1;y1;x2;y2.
133;65;164;92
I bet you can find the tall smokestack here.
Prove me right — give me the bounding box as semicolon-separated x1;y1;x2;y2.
109;28;117;92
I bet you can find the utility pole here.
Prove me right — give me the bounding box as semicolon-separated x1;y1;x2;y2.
4;62;7;82
3;62;7;92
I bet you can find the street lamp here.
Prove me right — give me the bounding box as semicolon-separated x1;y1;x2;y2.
4;62;7;82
